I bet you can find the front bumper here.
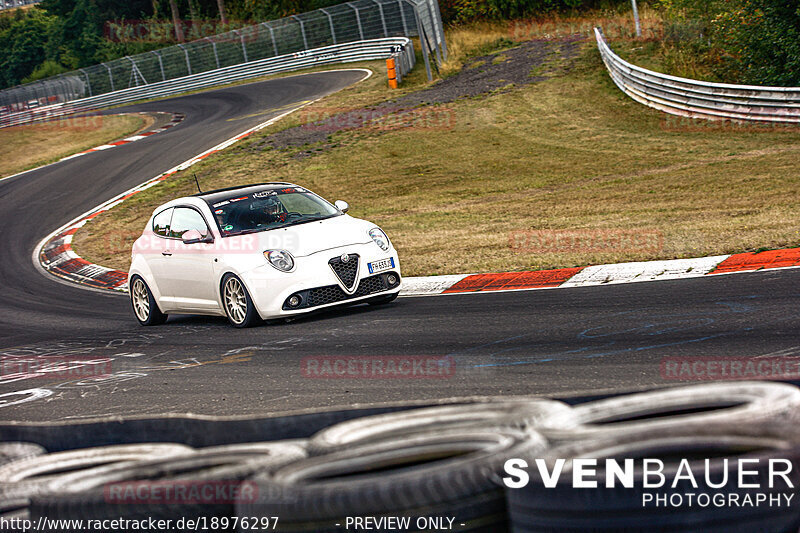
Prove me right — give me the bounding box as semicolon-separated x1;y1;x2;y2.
282;271;400;310
239;243;401;319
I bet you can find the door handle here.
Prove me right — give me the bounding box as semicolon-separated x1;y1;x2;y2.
162;251;172;256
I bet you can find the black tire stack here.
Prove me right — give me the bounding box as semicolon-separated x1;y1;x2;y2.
0;382;798;532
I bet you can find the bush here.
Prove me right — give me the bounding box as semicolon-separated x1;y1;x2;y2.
657;0;800;86
22;59;70;83
440;0;629;24
0;9;57;88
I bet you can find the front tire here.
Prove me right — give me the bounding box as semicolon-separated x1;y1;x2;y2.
129;275;167;326
221;274;260;328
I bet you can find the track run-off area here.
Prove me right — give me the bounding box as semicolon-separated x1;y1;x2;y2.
1;69;800;422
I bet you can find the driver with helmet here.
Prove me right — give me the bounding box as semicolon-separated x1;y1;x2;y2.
260;196;286;224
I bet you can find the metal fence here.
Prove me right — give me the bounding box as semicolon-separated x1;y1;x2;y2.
0;38;415;129
0;0;444;121
595;27;800;123
0;0;40;11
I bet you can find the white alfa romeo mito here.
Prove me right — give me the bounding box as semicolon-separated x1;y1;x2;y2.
128;183;401;327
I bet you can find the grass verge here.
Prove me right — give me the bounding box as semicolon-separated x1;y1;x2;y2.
73;18;800;277
0;113;151;178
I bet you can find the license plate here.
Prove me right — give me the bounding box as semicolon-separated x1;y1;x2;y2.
368;257;395;274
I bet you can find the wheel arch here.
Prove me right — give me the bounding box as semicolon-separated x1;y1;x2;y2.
128;256;164;302
219;271;264;325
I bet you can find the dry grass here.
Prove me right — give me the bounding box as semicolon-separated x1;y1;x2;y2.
508;5;663;41
439;5;663;76
440;21;515;76
244;57;435;135
0;113;150;178
73;22;800;276
0;3;35;13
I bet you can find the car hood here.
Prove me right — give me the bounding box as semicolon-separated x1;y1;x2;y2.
231;214;375;257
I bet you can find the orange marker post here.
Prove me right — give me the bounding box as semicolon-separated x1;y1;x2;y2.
386;58;398;89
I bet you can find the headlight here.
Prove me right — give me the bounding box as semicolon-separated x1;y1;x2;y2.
369;228;390;252
264;250;295;272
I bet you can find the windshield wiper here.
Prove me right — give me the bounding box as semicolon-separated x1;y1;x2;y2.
223;228;269;237
280;214;338;228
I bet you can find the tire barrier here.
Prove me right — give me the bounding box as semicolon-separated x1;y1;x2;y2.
27;442;308;530
595;27;800;124
240;429;548;532
0;444;193;515
536;381;800;444
307;398;574;455
0;382;798;531
0;443;45;468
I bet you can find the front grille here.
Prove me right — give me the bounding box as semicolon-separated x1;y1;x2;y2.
354;275;386;297
329;254;359;291
309;274;379;307
283;272;400;310
308;285;348;307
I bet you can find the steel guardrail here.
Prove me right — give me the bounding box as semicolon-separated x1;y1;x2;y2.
0;38;415;129
0;0;443;121
595;27;800;124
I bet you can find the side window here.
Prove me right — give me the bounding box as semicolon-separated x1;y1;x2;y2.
169;207;210;239
152;208;173;237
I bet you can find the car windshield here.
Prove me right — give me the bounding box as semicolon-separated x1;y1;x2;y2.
206;186;340;237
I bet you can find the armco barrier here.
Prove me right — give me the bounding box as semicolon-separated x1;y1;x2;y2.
595;27;800;123
0;0;444;121
0;38;414;129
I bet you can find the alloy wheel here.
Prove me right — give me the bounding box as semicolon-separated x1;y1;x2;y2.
131;278;150;322
224;277;247;324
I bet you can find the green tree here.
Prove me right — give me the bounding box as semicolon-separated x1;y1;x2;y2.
61;0;107;64
0;9;57;87
716;0;800;85
658;0;800;85
40;0;154;22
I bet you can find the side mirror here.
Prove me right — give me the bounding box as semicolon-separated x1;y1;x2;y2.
181;229;212;245
334;200;349;213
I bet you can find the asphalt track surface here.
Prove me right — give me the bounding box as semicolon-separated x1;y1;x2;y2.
1;69;799;422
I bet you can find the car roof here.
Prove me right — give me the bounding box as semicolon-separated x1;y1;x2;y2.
192;182;297;204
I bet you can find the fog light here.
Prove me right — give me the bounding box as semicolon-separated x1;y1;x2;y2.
387;274;398;286
288;295;301;307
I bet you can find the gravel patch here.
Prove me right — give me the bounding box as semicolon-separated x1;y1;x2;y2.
250;37;583;156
